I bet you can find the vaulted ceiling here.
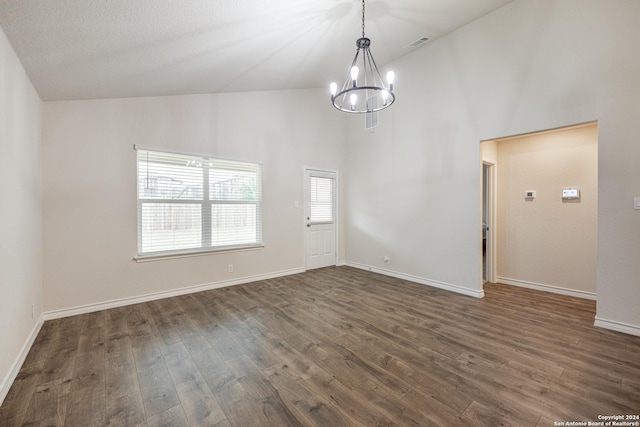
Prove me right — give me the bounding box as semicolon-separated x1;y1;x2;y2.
0;0;513;101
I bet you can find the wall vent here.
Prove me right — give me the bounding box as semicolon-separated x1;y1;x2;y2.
404;37;430;49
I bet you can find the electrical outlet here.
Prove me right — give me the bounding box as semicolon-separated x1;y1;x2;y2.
384;256;390;264
228;264;234;273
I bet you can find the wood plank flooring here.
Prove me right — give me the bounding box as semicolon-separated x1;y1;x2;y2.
1;266;639;426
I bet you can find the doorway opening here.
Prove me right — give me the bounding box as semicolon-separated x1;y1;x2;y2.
482;162;495;283
480;122;598;300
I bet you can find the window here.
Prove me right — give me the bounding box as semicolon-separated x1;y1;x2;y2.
309;176;333;223
136;148;262;257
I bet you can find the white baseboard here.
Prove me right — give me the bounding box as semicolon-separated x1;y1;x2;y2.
497;276;597;300
594;316;640;337
44;267;305;321
0;315;44;406
346;262;485;298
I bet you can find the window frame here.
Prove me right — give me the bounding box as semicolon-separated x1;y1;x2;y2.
134;146;263;261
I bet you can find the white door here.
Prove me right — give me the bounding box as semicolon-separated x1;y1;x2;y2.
305;169;336;270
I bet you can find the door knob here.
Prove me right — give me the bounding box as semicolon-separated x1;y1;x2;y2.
306;223;311;227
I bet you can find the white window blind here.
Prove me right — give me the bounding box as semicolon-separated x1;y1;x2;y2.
310;176;333;223
136;149;262;257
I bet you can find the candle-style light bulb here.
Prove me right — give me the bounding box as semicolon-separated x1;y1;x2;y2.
386;70;395;86
381;90;389;105
330;82;337;97
351;66;359;87
350;93;357;110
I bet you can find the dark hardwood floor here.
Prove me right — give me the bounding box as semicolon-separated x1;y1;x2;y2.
1;266;639;426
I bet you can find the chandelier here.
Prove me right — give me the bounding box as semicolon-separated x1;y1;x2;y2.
330;0;395;114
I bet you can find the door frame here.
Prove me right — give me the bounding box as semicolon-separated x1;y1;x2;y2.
482;161;497;284
303;167;339;271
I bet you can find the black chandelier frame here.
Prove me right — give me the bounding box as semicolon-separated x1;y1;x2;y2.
330;0;395;114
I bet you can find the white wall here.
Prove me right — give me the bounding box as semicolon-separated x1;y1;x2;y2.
345;0;640;334
42;90;345;313
0;27;43;401
496;124;598;297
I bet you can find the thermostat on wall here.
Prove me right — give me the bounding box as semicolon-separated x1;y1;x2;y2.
562;188;580;199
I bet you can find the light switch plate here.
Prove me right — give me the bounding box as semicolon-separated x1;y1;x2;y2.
634;197;640;210
562;188;580;199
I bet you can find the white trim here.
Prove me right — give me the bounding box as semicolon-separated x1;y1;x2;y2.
497;276;597;300
43;267;304;321
133;244;264;263
482;161;497;284
1;316;44;406
346;261;485;298
594;316;640;337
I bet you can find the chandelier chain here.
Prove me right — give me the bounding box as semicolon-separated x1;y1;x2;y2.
361;0;366;38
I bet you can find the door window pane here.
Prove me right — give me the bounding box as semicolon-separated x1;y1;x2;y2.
310;177;333;222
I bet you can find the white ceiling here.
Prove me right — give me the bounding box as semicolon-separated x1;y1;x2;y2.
0;0;513;101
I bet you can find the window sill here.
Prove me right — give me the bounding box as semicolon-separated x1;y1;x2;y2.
133;244;264;263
